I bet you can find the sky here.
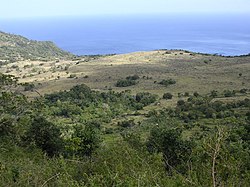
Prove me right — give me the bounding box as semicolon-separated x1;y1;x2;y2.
1;0;250;19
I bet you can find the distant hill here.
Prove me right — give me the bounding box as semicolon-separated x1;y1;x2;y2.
0;31;74;64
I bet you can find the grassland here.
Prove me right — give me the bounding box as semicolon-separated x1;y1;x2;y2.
1;50;249;102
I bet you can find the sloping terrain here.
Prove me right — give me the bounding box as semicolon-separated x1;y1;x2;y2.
1;33;250;186
0;31;73;64
2;50;249;100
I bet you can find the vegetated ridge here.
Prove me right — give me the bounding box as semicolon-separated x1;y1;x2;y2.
0;31;73;64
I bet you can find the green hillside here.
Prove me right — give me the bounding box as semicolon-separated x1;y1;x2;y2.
0;31;74;64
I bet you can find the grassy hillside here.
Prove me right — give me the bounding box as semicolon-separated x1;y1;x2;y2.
0;31;74;64
2;50;249;105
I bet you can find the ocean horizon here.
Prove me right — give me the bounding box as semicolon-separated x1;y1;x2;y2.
1;13;250;56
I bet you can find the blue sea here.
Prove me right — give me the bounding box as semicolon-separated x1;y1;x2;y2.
1;14;250;56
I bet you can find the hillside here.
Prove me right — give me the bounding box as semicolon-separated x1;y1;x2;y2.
1;33;250;186
0;31;74;64
2;49;249;100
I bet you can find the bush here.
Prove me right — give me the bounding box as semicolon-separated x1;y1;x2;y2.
177;100;185;106
23;83;35;91
68;74;77;79
159;79;176;87
126;75;140;81
184;92;189;97
118;120;136;128
136;92;157;106
210;90;218;98
224;90;236;97
0;115;15;137
240;88;247;94
163;93;173;100
193;92;199;97
115;79;137;87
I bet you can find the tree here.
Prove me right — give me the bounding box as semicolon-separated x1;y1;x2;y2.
66;123;101;158
147;127;192;175
25;116;63;157
0;73;28;140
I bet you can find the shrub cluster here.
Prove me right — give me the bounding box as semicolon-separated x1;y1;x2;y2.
115;75;140;87
158;79;176;87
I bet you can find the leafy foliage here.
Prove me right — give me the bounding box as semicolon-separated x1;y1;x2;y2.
147;127;193;174
25;116;63;157
65;123;101;158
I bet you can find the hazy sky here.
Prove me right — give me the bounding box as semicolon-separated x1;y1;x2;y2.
1;0;250;19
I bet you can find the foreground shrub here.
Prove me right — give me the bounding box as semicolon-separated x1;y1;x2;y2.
65;123;101;158
147;127;193;175
25;116;63;157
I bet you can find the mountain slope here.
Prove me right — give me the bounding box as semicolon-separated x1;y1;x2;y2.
0;31;74;63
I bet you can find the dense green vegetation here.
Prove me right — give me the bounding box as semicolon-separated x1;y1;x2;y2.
1;72;250;186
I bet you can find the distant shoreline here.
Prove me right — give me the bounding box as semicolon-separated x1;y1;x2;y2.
76;49;250;58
